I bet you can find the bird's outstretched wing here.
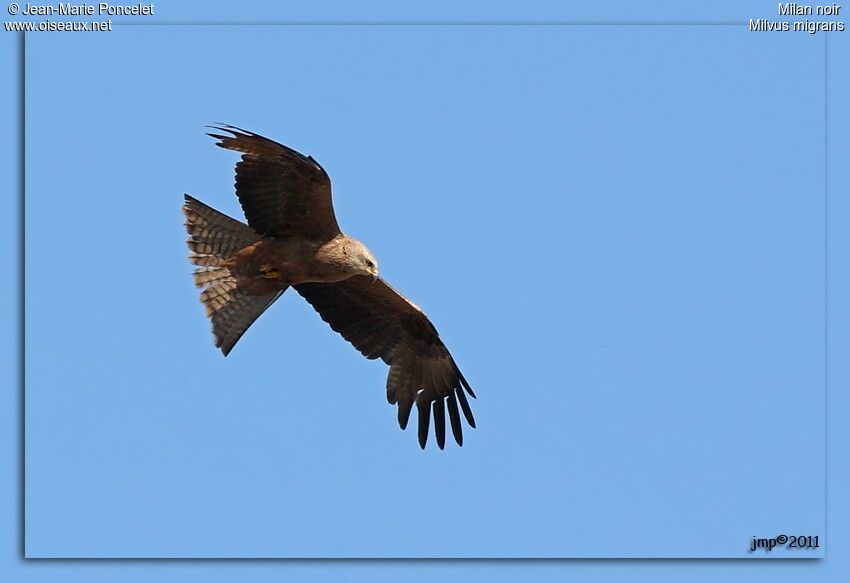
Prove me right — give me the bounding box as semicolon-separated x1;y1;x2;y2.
295;276;476;449
207;124;341;242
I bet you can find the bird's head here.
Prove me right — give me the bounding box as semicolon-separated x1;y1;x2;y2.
347;239;379;281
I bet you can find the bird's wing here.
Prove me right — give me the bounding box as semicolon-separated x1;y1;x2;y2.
207;124;341;242
295;276;476;449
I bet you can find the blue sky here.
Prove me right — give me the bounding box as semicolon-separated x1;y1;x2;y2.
3;0;850;581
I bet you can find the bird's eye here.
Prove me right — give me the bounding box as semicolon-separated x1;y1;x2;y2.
365;260;374;268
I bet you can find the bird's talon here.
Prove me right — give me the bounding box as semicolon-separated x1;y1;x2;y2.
259;263;280;278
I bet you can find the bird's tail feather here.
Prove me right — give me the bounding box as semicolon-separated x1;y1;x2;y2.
183;194;285;355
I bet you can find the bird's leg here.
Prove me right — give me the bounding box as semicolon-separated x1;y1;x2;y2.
259;263;281;279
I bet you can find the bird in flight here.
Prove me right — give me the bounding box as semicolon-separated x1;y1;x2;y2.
183;125;476;449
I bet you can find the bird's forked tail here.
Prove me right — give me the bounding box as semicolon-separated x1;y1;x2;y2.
182;194;284;356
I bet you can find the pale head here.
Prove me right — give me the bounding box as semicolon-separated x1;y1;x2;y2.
342;237;379;281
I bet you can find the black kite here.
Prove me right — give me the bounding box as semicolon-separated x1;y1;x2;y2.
182;125;476;449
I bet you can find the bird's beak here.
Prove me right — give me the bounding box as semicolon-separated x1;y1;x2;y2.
371;269;379;282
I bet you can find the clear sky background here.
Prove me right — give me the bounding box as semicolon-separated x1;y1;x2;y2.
3;0;850;580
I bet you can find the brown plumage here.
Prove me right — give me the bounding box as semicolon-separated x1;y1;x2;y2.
183;125;476;449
